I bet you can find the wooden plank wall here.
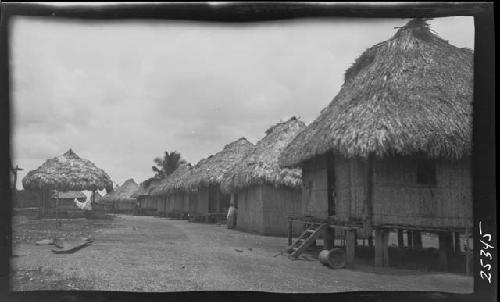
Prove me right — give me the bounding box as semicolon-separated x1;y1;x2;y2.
301;155;329;219
235;186;264;234
261;184;302;236
188;192;198;213
196;187;209;214
372;157;472;229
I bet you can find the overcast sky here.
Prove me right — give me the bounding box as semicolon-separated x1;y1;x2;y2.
11;16;474;189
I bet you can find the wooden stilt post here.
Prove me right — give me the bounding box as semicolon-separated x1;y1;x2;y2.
438;232;452;270
408;231;414;249
323;226;334;250
454;232;461;254
345;229;356;269
397;229;404;248
382;230;389;267
368;235;373;248
375;229;389;267
331;228;336;248
288;218;293;246
465;228;472;276
413;231;423;249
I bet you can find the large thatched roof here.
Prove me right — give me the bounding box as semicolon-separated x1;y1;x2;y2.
221;117;305;193
131;178;161;198
172;138;254;192
101;178;139;203
279;19;473;168
22;149;113;192
150;162;192;196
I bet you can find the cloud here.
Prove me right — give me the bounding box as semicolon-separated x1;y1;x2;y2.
11;16;474;188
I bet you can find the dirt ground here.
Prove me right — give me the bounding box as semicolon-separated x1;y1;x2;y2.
11;214;473;292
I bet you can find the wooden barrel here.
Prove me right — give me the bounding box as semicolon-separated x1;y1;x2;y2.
319;248;346;269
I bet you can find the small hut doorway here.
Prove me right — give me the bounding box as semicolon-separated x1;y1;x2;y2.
326;153;336;216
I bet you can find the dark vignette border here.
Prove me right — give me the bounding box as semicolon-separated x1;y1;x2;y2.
0;2;495;302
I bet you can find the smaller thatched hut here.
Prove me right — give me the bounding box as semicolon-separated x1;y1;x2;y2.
150;162;193;218
171;138;254;220
131;178;161;215
22;149;113;217
101;179;139;213
221;117;305;235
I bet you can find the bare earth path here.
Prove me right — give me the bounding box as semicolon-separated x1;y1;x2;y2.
12;215;473;292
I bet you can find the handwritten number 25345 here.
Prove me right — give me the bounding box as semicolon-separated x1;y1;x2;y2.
479;221;493;284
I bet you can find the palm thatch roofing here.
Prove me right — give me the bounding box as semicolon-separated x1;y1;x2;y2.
54;191;87;200
279;19;473;168
101;178;139;203
221;117;305;193
22;149;113;192
169;138;254;193
150;162;192;196
131;178;161;198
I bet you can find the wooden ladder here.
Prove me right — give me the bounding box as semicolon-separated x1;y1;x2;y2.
287;222;328;258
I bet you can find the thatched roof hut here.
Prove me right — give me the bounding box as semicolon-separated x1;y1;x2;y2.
221;117;305;193
131;178;161;198
101;178;139;203
22;149;113;192
279;19;473;168
150;162;192;196
174;138;254;192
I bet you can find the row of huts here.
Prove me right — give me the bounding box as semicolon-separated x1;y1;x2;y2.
102;117;305;236
94;19;473;269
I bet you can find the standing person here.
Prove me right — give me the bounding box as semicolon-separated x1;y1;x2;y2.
227;203;237;229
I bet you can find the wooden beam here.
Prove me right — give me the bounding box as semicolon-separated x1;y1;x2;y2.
345;229;356;269
323;227;334;250
382;230;389;267
454;232;461;254
438;232;452;270
464;228;472;276
288;219;293;246
397;229;404;248
375;229;389;267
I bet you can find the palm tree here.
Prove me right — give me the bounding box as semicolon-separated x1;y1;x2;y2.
152;151;182;179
